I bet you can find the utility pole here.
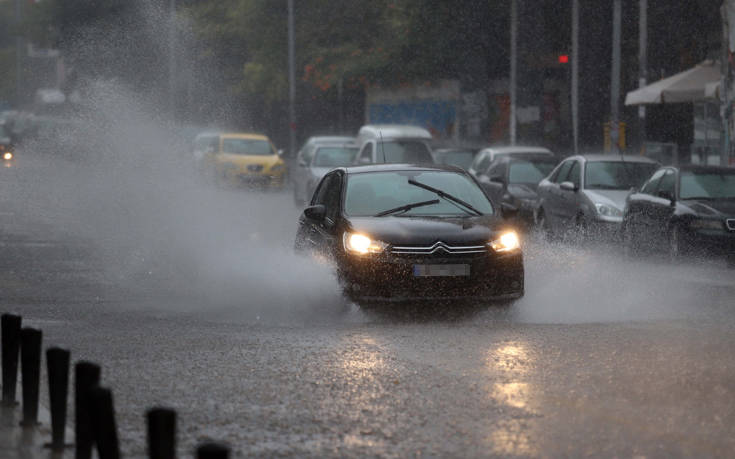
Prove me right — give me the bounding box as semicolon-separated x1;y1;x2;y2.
15;0;22;107
509;0;518;145
571;0;579;154
610;0;622;153
168;0;177;118
288;0;296;156
638;0;647;153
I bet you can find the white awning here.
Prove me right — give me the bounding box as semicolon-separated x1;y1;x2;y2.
624;60;721;105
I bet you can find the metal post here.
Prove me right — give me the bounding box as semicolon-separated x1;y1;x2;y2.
1;313;22;406
90;387;120;459
510;0;518;145
19;328;42;427
610;0;622;153
288;0;296;155
75;361;101;459
197;443;230;459
168;0;177;118
571;0;579;154
147;407;177;459
15;0;22;106
45;347;71;451
638;0;647;151
721;3;731;167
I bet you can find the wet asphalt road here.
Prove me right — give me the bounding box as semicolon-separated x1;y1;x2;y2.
2;153;735;457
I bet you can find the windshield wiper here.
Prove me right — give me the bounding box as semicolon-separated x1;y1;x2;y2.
374;199;440;217
407;179;483;216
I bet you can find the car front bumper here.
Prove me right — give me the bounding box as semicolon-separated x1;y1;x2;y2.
336;249;524;302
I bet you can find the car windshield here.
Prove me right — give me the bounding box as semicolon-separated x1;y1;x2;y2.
377;140;433;163
509;160;557;184
679;170;735;199
221;138;273;155
344;170;494;217
313;146;357;167
435;151;475;169
585;161;657;190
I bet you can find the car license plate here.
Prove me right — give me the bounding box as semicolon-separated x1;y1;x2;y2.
413;264;470;277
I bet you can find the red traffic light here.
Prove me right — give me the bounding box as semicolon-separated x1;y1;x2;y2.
558;54;569;64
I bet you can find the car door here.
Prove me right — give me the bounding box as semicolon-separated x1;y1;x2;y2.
558;160;582;223
309;171;343;256
627;169;665;239
542;159;574;227
646;168;677;245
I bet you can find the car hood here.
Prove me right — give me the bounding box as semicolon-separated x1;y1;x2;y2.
583;189;631;210
508;183;538;199
346;215;507;246
215;153;282;168
682;199;735;217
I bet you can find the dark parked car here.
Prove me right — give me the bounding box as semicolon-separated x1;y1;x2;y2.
294;164;524;303
432;148;478;170
475;155;560;228
622;165;735;266
537;154;659;239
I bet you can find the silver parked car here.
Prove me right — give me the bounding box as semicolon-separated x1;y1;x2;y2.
536;154;659;239
468;146;553;179
292;142;358;205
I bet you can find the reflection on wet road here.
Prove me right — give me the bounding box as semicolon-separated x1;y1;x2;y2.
3;153;735;456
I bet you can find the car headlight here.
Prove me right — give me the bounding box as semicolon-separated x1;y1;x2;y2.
3;152;12;160
488;230;520;253
594;203;623;217
689;219;723;230
343;232;387;255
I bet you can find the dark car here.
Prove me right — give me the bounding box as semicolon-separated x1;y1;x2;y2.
432;148;478;171
294;164;524;303
622;165;735;266
474;155;560;228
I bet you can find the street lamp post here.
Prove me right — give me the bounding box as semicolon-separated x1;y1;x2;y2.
288;0;296;156
610;0;622;153
509;0;518;146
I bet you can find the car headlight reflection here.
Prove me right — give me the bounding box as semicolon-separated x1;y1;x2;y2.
594;202;623;217
689;219;723;230
3;152;12;161
343;232;387;255
489;230;520;253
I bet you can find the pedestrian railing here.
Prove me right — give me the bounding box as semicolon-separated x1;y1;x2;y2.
1;313;228;458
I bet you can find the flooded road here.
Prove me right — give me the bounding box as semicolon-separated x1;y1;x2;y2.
3;152;735;457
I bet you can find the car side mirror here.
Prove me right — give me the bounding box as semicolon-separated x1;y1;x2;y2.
657;190;675;203
560;181;578;192
298;160;308;167
303;204;326;221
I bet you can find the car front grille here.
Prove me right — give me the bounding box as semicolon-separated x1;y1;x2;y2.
391;241;488;255
247;164;264;172
727;219;735;231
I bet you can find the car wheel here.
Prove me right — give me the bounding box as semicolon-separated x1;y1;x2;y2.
668;224;684;262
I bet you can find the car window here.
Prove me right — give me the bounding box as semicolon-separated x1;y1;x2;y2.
221;138;273;155
313;146;358;167
435;150;475;170
566;161;581;187
508;160;557;184
323;173;343;221
344;170;494;217
486;161;503;179
378;140;433;163
302;145;317;164
473;152;492;173
358;143;373;163
585;161;658;190
312;173;333;206
679;170;735;199
640;169;665;195
657;170;675;195
553;161;573;184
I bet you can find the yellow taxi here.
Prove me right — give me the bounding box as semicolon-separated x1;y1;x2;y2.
195;132;286;187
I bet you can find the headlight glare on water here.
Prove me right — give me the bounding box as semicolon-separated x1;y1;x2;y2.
343;232;386;255
489;231;520;253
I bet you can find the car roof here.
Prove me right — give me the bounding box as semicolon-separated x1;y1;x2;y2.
357;124;432;140
313;142;358;150
677;164;735;173
340;163;465;175
220;133;270;140
576;154;658;163
481;146;552;154
306;135;354;143
495;154;559;164
434;148;478;154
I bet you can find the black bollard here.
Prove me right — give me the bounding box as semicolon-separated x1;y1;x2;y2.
74;361;101;459
90;387;120;459
197;443;230;459
1;313;22;406
19;327;42;427
147;407;177;459
45;347;71;450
